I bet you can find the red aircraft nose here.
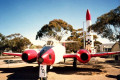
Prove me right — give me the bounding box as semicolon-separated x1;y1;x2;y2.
38;46;55;65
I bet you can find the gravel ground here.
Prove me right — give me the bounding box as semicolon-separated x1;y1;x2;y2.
0;56;120;80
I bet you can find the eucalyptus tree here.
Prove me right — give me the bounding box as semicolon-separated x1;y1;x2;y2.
36;19;73;41
89;6;120;43
7;33;31;52
0;33;8;55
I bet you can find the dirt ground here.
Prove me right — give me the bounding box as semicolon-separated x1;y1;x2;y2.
0;56;120;80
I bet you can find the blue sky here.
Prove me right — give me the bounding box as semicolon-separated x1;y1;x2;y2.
0;0;119;45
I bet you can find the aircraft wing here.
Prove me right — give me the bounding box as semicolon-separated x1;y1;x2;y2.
63;54;77;58
91;51;120;57
63;51;120;58
3;52;22;56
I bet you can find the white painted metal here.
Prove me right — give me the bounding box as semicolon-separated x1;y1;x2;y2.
52;44;65;63
86;20;95;54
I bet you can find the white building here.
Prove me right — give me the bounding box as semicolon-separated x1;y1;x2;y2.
100;43;114;52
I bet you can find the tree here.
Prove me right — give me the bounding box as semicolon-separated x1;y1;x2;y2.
30;45;42;49
7;33;32;52
88;6;120;42
93;35;98;41
93;35;102;46
67;28;84;52
36;19;85;52
0;33;8;55
36;19;73;41
94;41;102;46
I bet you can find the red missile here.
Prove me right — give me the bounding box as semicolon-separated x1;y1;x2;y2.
86;9;93;52
86;9;91;20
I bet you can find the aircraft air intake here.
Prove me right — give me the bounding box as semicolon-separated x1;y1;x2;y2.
21;50;37;63
81;53;89;61
77;49;91;63
22;53;28;61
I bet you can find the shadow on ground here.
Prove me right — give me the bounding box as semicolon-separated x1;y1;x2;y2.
105;59;120;69
106;74;120;80
0;66;39;80
0;58;119;80
0;65;105;80
3;60;23;64
92;58;120;69
50;66;104;75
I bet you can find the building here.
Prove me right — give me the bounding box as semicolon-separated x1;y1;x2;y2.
111;42;120;51
100;42;120;52
100;42;120;60
111;42;120;60
100;43;114;52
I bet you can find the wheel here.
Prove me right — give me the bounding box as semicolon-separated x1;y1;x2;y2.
64;58;66;63
115;55;118;61
47;65;50;71
40;77;47;80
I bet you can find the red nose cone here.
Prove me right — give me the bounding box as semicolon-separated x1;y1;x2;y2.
86;9;91;20
41;49;55;65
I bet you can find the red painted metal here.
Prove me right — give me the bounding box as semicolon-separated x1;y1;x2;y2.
41;48;55;65
91;51;120;57
77;49;91;63
3;52;22;56
63;49;91;63
63;54;77;58
86;9;91;20
23;50;37;62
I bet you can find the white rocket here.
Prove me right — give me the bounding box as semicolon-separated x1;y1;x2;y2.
86;9;95;54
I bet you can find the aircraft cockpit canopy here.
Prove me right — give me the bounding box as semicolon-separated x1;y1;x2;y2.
47;41;54;45
46;39;60;46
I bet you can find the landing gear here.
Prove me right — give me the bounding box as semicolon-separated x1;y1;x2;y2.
40;77;47;80
115;55;118;61
64;58;66;63
47;65;50;71
73;58;77;69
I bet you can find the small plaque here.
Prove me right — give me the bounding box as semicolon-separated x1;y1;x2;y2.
39;64;47;77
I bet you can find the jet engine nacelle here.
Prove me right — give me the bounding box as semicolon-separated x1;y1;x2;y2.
77;49;91;63
22;50;37;63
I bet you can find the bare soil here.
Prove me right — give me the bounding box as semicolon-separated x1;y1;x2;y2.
0;56;120;80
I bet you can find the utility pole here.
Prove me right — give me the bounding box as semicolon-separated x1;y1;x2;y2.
83;21;86;49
